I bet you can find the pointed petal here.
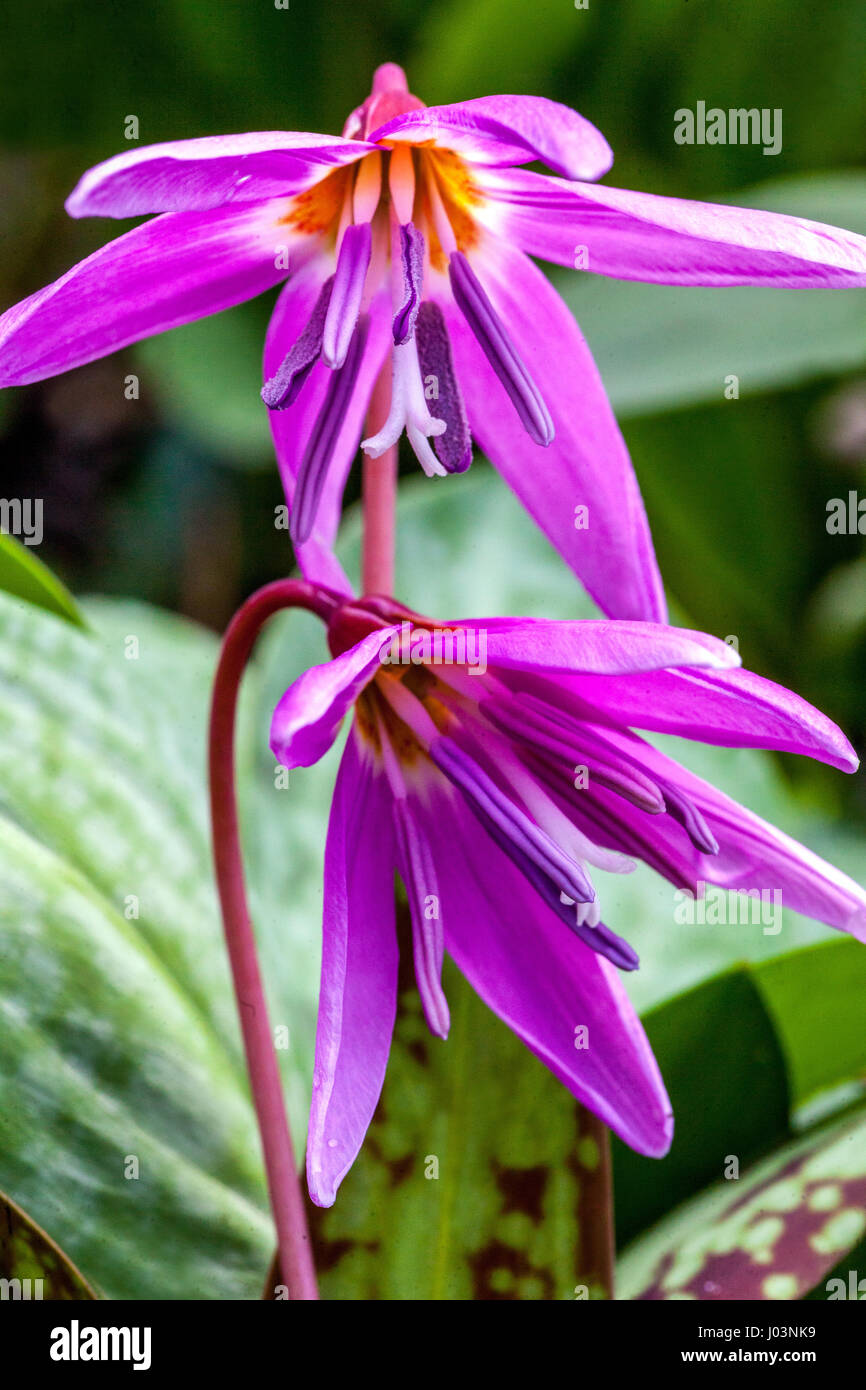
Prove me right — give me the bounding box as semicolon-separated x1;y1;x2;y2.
270;626;398;768
412;780;672;1156
439;238;667;621
264;266;391;594
480;167;866;286
620;733;866;941
66;132;374;218
368;96;613;181
306;733;398;1207
474;617;741;676
0;201;295;387
556;665;858;773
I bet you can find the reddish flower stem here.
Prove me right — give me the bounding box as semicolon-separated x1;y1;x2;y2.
209;578;333;1302
576;1107;616;1299
362;367;397;596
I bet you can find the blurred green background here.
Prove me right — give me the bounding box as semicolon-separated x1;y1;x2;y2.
1;0;866;817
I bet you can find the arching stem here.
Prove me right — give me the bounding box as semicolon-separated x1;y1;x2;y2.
209;578;335;1301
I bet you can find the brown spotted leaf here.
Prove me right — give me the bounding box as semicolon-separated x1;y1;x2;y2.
0;1189;97;1300
619;1108;866;1300
304;911;612;1302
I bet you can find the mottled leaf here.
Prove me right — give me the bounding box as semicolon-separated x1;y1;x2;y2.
619;1108;866;1301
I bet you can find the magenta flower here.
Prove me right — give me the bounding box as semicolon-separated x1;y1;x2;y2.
269;588;866;1207
5;65;866;619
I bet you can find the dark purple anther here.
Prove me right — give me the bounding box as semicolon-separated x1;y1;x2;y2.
657;781;719;855
415;301;472;473
261;276;334;410
393;222;425;345
291;317;369;545
322;223;372;369
448;251;554;448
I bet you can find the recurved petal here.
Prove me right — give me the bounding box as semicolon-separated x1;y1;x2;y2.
0;200;298;388
270;625;399;769
479;167;866;286
413;781;673;1157
558;665;858;773
438;237;667;622
621;733;866;941
368;96;613;181
306;732;399;1207
475;617;741;676
265;269;391;595
66;132;373;218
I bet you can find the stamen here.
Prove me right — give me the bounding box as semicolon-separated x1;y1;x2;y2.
361;337;447;477
657;782;719;855
388;144;416;226
393;798;450;1039
322;223;372;369
415;302;472;473
291;318;369;545
261;276;334;410
353;152;382;224
430;735;595;905
448;251;554;447
482;694;665;813
393;222;425;345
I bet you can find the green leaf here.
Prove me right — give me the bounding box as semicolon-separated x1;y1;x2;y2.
1;1189;96;1300
0;589;335;1299
554;175;866;419
0;533;85;628
311;923;605;1302
618;1106;866;1301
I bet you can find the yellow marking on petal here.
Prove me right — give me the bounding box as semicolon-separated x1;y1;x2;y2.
423;149;484;270
279;166;351;239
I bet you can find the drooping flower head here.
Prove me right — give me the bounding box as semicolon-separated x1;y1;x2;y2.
270;586;866;1206
5;65;866;618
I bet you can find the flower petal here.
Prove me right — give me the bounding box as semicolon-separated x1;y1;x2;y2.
473;617;741;676
412;779;672;1156
0;200;296;388
553;665;858;773
66;132;373;218
618;732;866;941
265;267;391;594
438;237;667;621
306;732;398;1207
368;96;613;181
270;625;399;769
479;167;866;286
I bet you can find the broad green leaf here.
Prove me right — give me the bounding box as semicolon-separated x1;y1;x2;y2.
555;175;866;419
0;1189;96;1300
0;533;84;628
0;589;334;1298
311;924;605;1302
619;1107;866;1301
613;969;790;1248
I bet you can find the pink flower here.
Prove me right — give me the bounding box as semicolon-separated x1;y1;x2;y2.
270;587;866;1206
5;64;866;619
